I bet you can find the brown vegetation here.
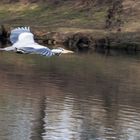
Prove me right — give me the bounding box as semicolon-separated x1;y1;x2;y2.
0;0;140;52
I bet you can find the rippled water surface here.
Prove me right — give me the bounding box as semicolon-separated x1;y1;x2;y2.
0;51;140;140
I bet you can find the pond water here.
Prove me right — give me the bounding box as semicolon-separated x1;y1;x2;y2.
0;51;140;140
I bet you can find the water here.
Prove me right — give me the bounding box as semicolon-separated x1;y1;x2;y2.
0;51;140;140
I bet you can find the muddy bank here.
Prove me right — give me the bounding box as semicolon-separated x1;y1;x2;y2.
1;25;140;52
36;31;140;52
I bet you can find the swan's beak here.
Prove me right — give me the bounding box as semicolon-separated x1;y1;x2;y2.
0;48;4;51
52;48;74;55
62;49;74;54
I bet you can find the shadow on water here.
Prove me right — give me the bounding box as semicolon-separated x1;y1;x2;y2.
0;51;140;139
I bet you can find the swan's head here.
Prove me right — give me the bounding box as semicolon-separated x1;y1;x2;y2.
51;47;74;56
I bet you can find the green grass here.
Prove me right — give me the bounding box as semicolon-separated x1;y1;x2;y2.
0;2;107;32
0;1;140;49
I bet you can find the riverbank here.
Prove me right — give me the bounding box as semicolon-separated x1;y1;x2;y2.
0;0;140;52
34;29;140;52
1;25;140;52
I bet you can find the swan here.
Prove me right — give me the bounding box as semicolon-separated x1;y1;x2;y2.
0;27;73;56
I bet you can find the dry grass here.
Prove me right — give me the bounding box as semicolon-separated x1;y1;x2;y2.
0;0;140;48
122;0;140;32
0;2;106;30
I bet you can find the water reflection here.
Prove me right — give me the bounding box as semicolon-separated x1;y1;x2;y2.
0;52;140;140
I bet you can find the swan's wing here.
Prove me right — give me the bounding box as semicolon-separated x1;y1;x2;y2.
17;47;54;57
0;46;15;51
35;48;53;56
10;27;31;44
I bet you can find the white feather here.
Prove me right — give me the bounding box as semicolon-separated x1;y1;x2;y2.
1;27;73;57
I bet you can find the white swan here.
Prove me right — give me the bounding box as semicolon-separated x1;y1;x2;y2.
0;27;73;56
